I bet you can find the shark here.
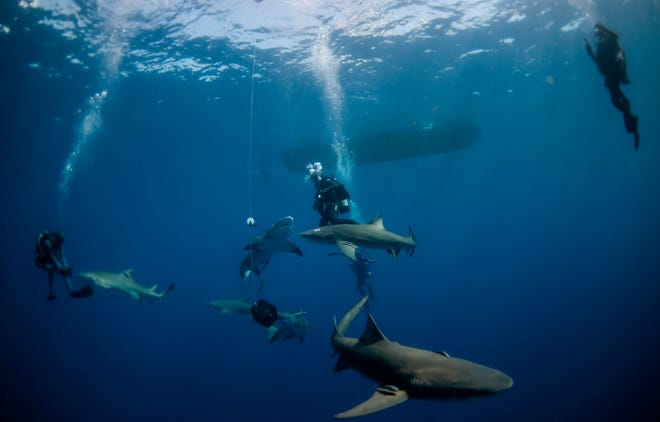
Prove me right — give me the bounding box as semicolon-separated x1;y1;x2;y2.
267;310;320;344
299;215;415;260
209;298;252;315
209;299;317;344
240;216;303;283
77;269;175;303
330;296;513;418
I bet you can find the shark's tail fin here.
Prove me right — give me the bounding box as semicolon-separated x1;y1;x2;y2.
407;226;416;257
333;296;368;338
159;283;175;301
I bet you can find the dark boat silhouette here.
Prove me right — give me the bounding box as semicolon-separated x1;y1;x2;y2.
281;121;480;172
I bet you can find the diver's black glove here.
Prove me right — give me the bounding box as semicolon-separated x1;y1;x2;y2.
584;39;595;59
62;267;72;277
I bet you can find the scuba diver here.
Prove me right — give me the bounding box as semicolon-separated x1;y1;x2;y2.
330;247;376;305
250;298;279;328
34;230;93;301
350;248;376;303
585;22;640;150
307;162;358;226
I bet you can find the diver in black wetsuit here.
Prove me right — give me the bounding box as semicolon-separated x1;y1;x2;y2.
350;248;375;302
585;23;640;150
34;231;93;301
250;298;278;328
307;161;358;226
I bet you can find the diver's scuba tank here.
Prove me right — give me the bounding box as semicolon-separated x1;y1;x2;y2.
250;299;278;328
338;198;350;214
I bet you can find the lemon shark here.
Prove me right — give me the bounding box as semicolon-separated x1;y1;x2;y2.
330;297;513;418
77;270;175;303
240;216;303;282
209;298;252;315
299;215;415;260
267;309;321;344
209;299;318;344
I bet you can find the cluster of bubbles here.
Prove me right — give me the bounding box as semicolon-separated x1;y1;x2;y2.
58;90;109;212
310;31;362;222
311;33;353;182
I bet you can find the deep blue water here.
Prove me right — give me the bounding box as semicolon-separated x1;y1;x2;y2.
2;1;660;421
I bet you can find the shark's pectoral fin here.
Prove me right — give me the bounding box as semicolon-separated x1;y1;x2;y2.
337;241;358;260
334;386;408;419
284;240;303;257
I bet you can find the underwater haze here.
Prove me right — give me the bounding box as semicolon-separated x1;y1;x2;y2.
1;0;659;420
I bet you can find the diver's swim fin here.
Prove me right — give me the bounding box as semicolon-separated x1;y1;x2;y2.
70;285;93;298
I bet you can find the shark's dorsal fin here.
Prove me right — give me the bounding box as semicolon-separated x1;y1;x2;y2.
124;269;135;279
359;314;388;344
367;215;385;230
433;350;451;358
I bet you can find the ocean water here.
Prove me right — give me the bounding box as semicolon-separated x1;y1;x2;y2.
1;1;659;421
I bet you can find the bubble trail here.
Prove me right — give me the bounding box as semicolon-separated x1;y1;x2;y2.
58;90;108;212
311;32;353;183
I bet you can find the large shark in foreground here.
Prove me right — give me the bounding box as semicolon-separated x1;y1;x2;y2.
299;215;415;260
240;216;303;283
331;297;513;418
209;299;317;344
77;270;175;303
